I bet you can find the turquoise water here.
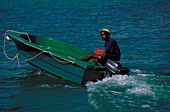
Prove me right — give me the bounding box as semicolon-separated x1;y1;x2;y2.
0;0;169;111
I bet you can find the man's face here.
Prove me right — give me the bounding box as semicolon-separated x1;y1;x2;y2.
101;32;108;41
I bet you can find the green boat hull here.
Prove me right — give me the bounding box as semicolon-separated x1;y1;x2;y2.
6;31;103;84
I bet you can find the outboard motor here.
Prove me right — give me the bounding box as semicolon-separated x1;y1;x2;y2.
106;59;130;75
105;59;119;74
99;59;130;75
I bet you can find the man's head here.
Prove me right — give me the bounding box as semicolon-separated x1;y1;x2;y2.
100;29;110;41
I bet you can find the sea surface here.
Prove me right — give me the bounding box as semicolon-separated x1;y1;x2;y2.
0;0;170;111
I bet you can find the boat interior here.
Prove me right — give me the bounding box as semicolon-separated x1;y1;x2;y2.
20;34;94;64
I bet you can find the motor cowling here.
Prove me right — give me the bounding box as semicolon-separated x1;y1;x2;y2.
105;59;130;75
105;59;118;74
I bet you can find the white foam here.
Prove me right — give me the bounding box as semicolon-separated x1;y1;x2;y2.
88;93;99;109
141;104;150;108
39;84;54;88
131;69;142;73
86;75;132;87
126;86;155;95
87;74;156;98
86;74;158;111
64;85;79;89
131;69;156;76
39;84;60;88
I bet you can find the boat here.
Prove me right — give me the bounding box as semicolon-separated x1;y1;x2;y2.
4;30;130;84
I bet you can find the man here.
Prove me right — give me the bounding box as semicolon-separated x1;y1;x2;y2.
79;29;121;64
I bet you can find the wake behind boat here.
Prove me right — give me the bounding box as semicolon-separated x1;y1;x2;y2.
4;30;130;84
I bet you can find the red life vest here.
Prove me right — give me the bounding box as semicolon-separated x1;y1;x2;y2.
92;48;105;61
